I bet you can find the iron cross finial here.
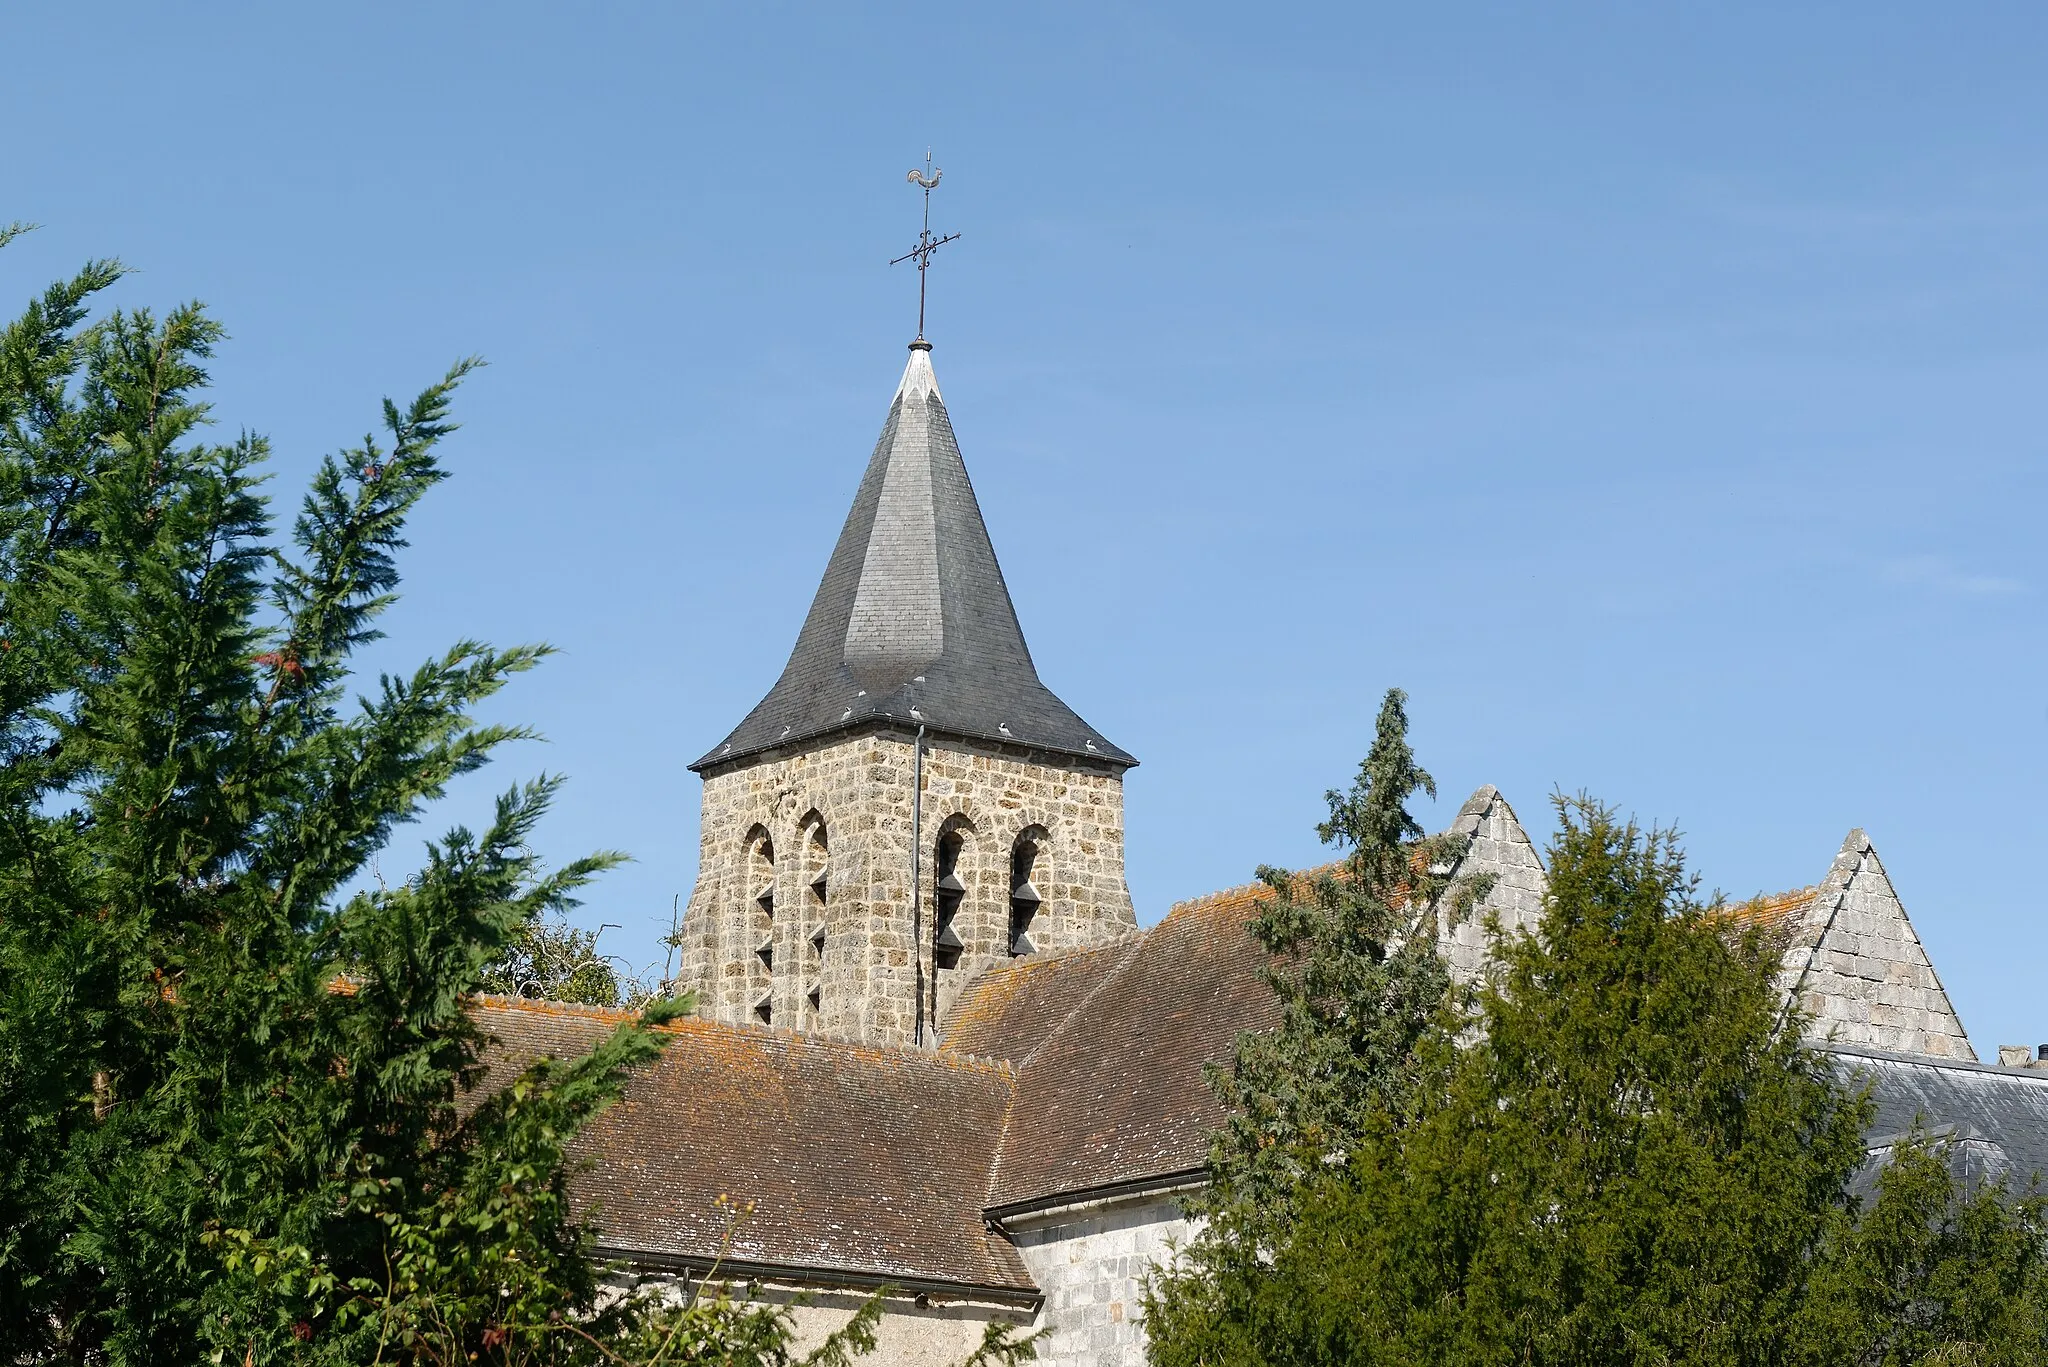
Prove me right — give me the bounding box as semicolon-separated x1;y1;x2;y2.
890;151;960;341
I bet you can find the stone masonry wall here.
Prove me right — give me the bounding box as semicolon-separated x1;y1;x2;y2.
608;1277;1029;1367
679;727;1137;1047
1425;804;1976;1065
1436;785;1549;986
1778;832;1975;1061
1006;1193;1191;1367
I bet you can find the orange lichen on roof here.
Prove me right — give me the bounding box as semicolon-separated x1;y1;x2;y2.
1159;877;1279;926
475;992;1016;1079
1717;887;1819;938
1159;855;1443;928
938;936;1137;1061
470;992;636;1026
467;995;1032;1291
1153;863;1332;927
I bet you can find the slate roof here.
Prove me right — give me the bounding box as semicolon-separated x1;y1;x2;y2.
1825;1044;2048;1198
473;999;1035;1298
694;344;1133;772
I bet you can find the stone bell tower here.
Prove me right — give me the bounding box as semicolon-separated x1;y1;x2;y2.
675;340;1138;1047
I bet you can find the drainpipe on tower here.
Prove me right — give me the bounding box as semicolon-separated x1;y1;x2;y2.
910;723;927;1048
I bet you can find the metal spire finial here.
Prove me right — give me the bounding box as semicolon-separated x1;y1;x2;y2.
889;151;960;342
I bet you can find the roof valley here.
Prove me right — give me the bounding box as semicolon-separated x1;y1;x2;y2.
976;934;1148;1211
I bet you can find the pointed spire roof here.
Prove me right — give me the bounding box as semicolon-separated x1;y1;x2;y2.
693;343;1134;772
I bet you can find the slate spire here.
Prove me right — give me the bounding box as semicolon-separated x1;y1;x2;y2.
694;343;1134;771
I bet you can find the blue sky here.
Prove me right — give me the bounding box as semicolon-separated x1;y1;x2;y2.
7;4;2043;1053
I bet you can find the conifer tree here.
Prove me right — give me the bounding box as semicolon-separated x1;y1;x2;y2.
0;236;1047;1367
1148;794;2048;1367
1173;690;1482;1256
0;236;667;1363
1797;1136;2048;1367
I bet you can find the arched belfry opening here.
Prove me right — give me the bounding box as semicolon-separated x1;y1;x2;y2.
1009;828;1045;957
800;814;829;1028
676;338;1139;1046
933;819;969;973
923;815;980;1032
745;826;775;1024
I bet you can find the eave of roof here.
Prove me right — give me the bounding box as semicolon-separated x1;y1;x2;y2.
473;998;1033;1293
692;343;1133;773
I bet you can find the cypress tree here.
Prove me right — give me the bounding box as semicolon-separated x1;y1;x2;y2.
1797;1135;2048;1367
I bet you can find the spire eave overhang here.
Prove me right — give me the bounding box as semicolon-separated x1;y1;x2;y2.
690;712;1137;776
693;341;1134;778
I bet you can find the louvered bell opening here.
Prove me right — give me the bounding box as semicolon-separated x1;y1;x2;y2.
934;914;964;971
1008;879;1040;958
752;992;772;1025
806;983;821;1013
755;938;773;970
809;925;826;954
754;886;774;919
809;870;827;901
933;829;968;971
1008;908;1038;956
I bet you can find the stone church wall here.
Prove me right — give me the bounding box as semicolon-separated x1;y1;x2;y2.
779;1292;1023;1367
1006;1192;1193;1367
679;728;1137;1047
1436;785;1549;985
608;1276;1029;1367
1777;832;1975;1061
605;1192;1196;1367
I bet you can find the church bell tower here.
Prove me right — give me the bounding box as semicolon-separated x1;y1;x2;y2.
675;339;1138;1047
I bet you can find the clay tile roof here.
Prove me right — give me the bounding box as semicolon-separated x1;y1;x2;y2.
962;887;1282;1213
471;999;1033;1296
939;938;1139;1065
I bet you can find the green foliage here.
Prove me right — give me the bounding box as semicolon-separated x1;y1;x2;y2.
1148;794;2048;1367
1800;1135;2048;1367
0;235;1039;1367
478;913;626;1007
1187;688;1482;1245
0;237;657;1363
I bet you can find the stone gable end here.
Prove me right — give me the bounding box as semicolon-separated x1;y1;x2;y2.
1437;785;1549;983
1778;831;1975;1061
